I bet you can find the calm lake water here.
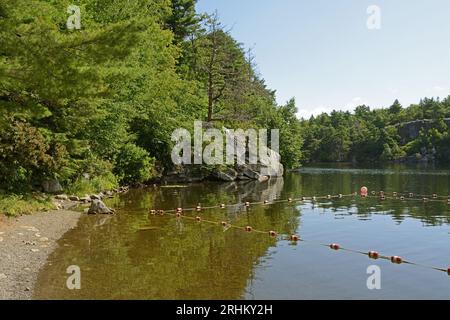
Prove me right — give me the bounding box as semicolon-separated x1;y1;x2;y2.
34;164;450;299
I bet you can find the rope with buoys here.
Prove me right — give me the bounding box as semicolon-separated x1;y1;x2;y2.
148;188;450;277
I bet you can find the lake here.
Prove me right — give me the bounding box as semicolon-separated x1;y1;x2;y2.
34;164;450;299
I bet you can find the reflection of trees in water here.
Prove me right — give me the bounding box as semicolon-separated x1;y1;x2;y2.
291;170;450;227
34;178;300;299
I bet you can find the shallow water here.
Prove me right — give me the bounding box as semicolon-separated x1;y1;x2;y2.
34;164;450;299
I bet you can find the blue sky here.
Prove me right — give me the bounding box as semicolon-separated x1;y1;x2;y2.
196;0;450;118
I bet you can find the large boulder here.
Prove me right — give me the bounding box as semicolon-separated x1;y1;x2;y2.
42;179;63;194
88;200;115;215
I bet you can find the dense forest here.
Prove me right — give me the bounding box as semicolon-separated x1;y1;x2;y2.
0;0;302;201
1;1;449;215
300;98;450;163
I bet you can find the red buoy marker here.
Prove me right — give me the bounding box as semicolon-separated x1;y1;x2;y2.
330;243;340;250
290;235;299;242
269;231;277;237
245;226;253;232
368;251;380;259
391;256;403;264
360;186;368;197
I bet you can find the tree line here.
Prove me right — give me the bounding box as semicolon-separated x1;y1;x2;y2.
300;97;450;163
0;0;302;195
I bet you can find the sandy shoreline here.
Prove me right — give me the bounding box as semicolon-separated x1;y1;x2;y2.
0;209;81;300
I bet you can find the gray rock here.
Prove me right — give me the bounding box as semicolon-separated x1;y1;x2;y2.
42;179;63;193
212;168;238;182
79;197;91;203
241;168;260;180
90;194;101;200
55;194;68;201
88;200;115;215
69;196;80;201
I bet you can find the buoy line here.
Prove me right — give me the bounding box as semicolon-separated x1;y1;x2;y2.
148;189;450;277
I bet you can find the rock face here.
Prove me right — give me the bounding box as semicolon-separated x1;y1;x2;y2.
211;168;238;181
397;118;450;144
41;179;63;193
164;148;284;183
88;200;115;215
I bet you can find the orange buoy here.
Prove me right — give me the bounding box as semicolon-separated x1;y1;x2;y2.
360;186;368;197
150;209;156;215
330;243;340;250
245;202;250;207
433;194;438;199
368;251;380;259
176;212;182;218
196;216;202;222
380;195;386;201
176;207;182;213
269;231;277;237
245;226;252;232
220;204;226;209
196;206;202;211
221;221;228;227
391;256;403;264
447;267;450;276
400;196;405;201
290;234;300;242
158;210;165;215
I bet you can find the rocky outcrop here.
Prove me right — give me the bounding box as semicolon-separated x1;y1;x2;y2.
211;168;238;181
163;148;284;183
397;118;450;144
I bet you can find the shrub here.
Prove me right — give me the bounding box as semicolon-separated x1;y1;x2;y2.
0;120;68;191
114;144;155;184
0;193;55;217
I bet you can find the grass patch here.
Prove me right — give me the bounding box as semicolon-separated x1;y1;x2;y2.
0;193;55;217
65;172;119;197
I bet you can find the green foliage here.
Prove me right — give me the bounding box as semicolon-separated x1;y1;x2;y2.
0;0;305;212
0;193;55;217
114;144;156;184
65;172;118;197
301;97;450;163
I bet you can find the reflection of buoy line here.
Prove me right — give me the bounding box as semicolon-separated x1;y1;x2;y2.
148;190;450;277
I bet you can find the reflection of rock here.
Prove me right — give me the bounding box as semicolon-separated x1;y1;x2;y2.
88;200;115;215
